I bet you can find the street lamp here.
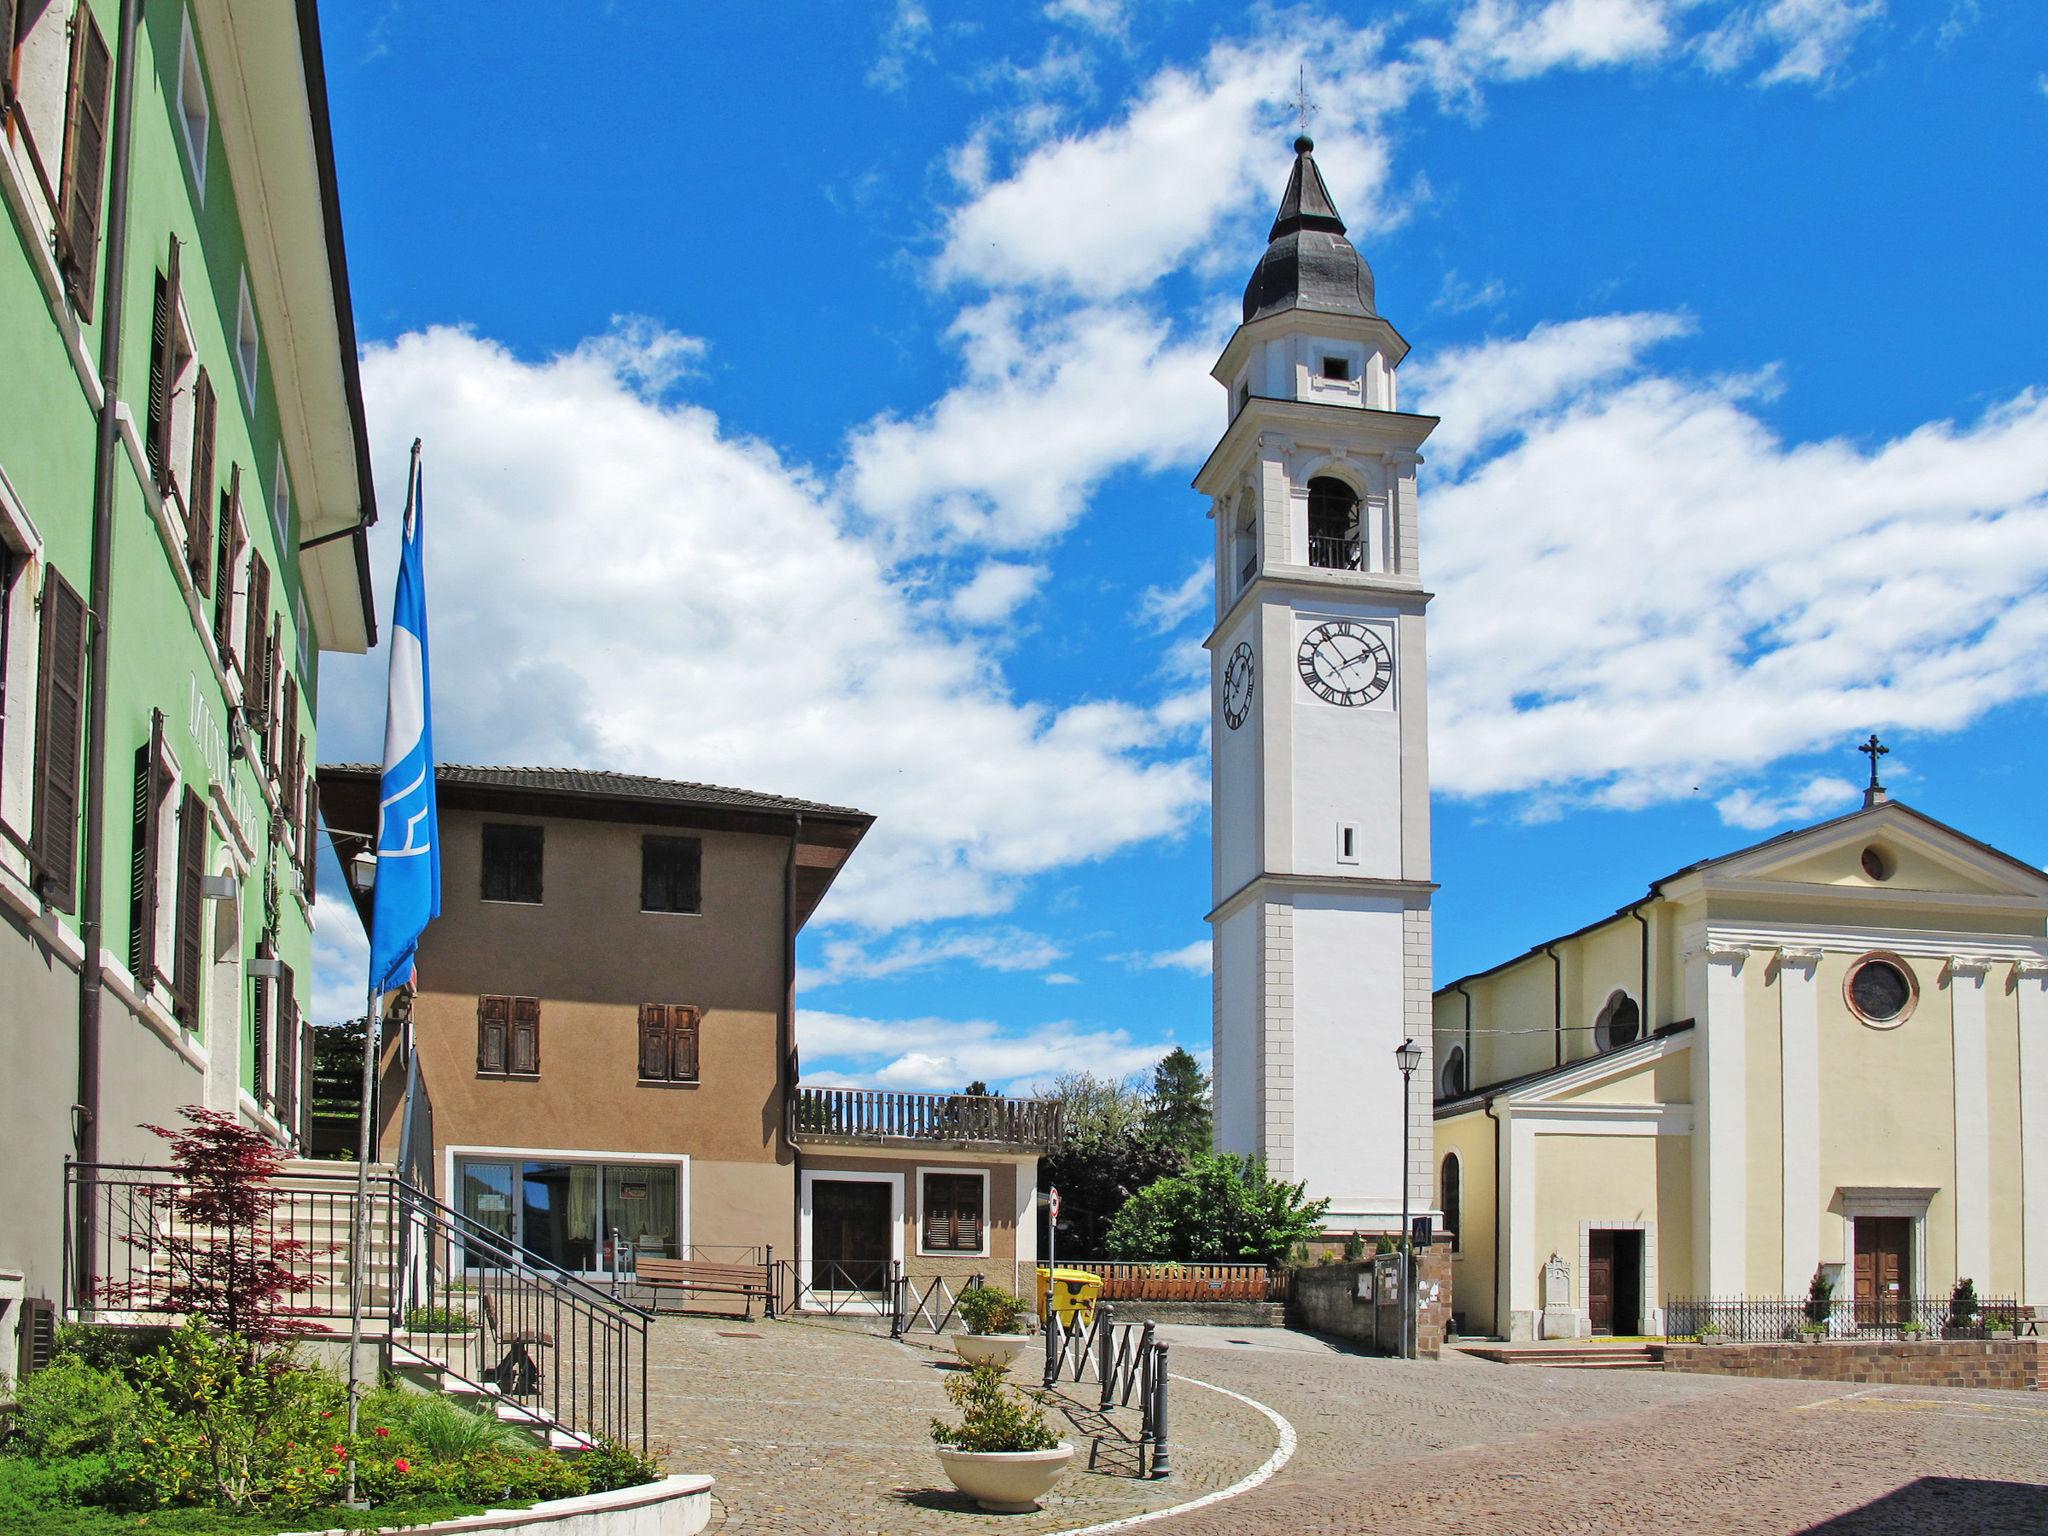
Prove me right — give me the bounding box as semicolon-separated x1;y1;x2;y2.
1395;1037;1424;1359
347;848;378;895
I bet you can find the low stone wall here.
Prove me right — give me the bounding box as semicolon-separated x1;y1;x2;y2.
1105;1300;1287;1328
1661;1339;2046;1392
282;1474;714;1536
1288;1241;1454;1358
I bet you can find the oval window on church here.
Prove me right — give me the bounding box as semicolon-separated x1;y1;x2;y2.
1846;953;1917;1028
1594;991;1641;1052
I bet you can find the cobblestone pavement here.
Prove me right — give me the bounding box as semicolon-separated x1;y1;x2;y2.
1143;1328;2048;1535
644;1313;1272;1535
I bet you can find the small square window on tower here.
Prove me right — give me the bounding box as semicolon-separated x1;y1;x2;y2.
1320;355;1352;382
1336;822;1361;864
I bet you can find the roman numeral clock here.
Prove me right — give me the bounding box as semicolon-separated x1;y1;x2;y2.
1199;135;1440;1240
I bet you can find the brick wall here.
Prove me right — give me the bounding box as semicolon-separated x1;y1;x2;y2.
1289;1239;1455;1358
1662;1339;2045;1391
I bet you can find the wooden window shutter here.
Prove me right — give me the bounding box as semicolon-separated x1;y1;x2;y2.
242;552;269;706
302;779;319;896
54;7;112;319
960;1177;982;1250
476;995;509;1075
669;1005;700;1083
30;567;88;910
145;241;181;488
922;1177;954;1252
509;997;541;1075
638;1004;668;1079
188;369;217;594
213;466;241;658
275;964;296;1122
171;786;205;1022
265;616;283;773
128;712;165;981
0;1;20;97
250;941;272;1101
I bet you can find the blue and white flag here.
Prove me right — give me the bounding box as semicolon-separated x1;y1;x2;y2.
368;446;440;997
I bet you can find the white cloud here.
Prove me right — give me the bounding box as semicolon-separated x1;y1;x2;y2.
1043;972;1081;985
1412;0;1678;100
327;325;1205;945
1045;0;1129;41
1138;561;1210;633
1717;775;1860;829
949;560;1047;624
798;1008;1170;1092
309;893;369;1026
804;926;1066;987
1697;0;1885;85
1416;315;2048;813
1434;269;1510;314
868;0;933;92
1142;940;1212;975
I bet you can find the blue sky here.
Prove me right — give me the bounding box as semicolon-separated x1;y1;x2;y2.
307;0;2048;1094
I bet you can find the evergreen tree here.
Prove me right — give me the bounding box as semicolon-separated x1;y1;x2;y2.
1148;1047;1212;1158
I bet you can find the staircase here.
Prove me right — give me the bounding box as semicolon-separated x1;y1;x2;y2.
1457;1342;1664;1370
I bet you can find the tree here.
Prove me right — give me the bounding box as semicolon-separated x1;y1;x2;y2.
1045;1070;1149;1142
1103;1152;1330;1266
110;1106;330;1348
1147;1047;1212;1158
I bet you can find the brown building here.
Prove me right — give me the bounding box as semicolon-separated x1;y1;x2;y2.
319;765;1057;1307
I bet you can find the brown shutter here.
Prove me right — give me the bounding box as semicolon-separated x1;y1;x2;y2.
145;241;181;489
213;466;241;657
0;1;19;85
128;713;165;982
54;7;112;319
669;1005;700;1083
922;1177;952;1252
510;997;541;1075
251;942;272;1101
302;779;319;896
30;567;88;910
638;1004;668;1079
960;1177;982;1251
266;616;282;774
171;786;205;1021
188;369;217;594
242;551;269;706
477;995;509;1075
275;964;296;1122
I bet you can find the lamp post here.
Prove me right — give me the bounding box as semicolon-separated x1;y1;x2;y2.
1395;1036;1423;1359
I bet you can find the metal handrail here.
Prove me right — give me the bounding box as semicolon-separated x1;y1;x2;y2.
789;1086;1061;1146
1307;532;1363;570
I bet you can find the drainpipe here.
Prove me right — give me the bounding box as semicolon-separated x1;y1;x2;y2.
1544;944;1563;1068
74;0;146;1293
1484;1096;1503;1340
784;813;802;1282
1630;903;1652;1033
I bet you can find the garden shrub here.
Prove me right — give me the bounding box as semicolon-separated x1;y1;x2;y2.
576;1437;668;1493
8;1356;136;1457
930;1361;1061;1453
401;1304;475;1334
359;1385;528;1459
52;1322;172;1375
955;1284;1027;1336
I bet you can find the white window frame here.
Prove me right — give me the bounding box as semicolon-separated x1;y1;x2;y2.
797;1168;902;1312
6;1;76;234
218;492;250;702
915;1164;991;1260
163;292;200;537
234;271;259;409
1336;821;1361;865
0;471;44;853
174;9;210;198
444;1145;692;1278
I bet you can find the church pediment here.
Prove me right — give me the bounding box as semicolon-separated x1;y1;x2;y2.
1663;802;2048;910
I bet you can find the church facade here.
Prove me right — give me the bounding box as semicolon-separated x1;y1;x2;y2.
1433;783;2048;1341
1204;138;1437;1234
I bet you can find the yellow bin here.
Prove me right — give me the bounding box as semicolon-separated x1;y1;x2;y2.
1035;1266;1102;1326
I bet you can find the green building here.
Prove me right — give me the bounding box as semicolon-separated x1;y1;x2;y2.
0;0;375;1340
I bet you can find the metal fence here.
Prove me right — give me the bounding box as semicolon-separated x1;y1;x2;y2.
771;1257;894;1316
889;1266;981;1337
789;1086;1061;1146
1060;1260;1286;1303
1667;1294;2033;1342
1042;1302;1170;1478
64;1161;650;1453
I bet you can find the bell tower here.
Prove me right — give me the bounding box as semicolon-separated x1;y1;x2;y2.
1202;136;1438;1235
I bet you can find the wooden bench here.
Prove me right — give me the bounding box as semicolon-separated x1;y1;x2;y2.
630;1257;775;1318
479;1290;552;1396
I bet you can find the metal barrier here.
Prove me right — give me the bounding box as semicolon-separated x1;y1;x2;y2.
64;1161;650;1453
1667;1294;2033;1341
1041;1302;1170;1478
772;1258;895;1316
889;1265;981;1337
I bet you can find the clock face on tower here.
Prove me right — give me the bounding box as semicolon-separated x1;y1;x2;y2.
1222;641;1254;729
1296;621;1392;707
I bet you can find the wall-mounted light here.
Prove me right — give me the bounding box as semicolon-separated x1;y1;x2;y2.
347;849;377;895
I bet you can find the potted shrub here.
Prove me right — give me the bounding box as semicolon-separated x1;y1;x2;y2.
931;1361;1072;1512
950;1284;1032;1371
1947;1278;1981;1338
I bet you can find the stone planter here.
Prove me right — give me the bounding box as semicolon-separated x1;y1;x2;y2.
950;1332;1032;1371
935;1444;1075;1513
281;1473;713;1535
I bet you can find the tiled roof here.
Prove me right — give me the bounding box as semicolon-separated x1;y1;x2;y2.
319;763;868;820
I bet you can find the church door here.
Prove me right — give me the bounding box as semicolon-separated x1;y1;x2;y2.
1587;1231;1615;1334
1854;1218;1911;1327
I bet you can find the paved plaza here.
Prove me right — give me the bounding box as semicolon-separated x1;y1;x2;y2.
649;1316;2048;1535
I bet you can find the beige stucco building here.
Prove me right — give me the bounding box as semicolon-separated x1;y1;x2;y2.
1433;791;2048;1342
320;765;1054;1309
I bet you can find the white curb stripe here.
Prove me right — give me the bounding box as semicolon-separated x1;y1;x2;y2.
1044;1373;1298;1536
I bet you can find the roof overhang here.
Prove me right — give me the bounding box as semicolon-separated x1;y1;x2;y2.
194;0;377;653
1192;396;1438;498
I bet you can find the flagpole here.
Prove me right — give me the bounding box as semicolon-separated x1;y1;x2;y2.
345;438;422;1506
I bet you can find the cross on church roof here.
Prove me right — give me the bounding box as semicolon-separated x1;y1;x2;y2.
1292;66;1318;139
1859;732;1889;807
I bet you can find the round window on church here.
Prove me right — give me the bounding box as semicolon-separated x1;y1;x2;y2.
1860;845;1895;881
1440;1046;1467;1099
1594;992;1641;1052
1846;953;1917;1028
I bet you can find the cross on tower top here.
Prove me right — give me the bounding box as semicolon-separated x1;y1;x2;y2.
1859;733;1889;808
1292;66;1318;140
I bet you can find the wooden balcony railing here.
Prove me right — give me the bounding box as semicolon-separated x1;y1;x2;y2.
790;1087;1061;1149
